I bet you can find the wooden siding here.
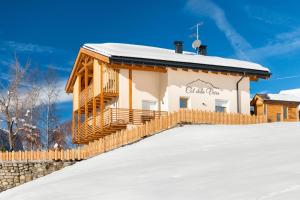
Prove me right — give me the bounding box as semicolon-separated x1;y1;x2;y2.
252;97;299;122
288;106;299;121
266;103;283;122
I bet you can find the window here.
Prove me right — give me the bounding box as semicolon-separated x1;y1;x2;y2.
141;100;157;122
283;105;288;120
142;100;157;110
179;97;189;109
215;99;228;113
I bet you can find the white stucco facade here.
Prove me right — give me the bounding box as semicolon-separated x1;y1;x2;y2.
114;68;250;114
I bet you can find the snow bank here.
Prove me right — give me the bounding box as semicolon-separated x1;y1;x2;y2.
1;123;300;200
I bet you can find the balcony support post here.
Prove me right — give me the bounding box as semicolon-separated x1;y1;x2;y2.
129;69;133;123
92;59;96;139
100;62;104;130
84;62;88;143
77;74;82;144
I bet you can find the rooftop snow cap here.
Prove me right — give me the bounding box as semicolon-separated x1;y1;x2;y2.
174;41;183;54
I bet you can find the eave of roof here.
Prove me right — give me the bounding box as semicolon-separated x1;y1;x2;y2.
253;94;300;104
65;43;272;93
110;55;271;78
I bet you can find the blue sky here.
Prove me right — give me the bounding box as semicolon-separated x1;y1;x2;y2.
0;0;300;121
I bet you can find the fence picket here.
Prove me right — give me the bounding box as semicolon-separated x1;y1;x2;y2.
0;110;267;162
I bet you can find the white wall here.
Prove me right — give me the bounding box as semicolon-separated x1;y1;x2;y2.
166;69;250;114
132;70;161;110
115;68;250;114
118;69;129;108
73;76;79;111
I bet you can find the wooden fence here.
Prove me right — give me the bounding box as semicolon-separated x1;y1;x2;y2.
0;110;266;161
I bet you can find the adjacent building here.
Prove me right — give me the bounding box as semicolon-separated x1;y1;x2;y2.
251;93;300;122
65;42;270;144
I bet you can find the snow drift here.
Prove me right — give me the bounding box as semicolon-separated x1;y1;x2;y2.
1;123;300;200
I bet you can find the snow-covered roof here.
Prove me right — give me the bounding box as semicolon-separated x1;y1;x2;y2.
279;88;300;97
83;43;270;73
258;93;300;103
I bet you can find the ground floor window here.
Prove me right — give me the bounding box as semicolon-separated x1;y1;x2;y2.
179;97;189;109
215;99;228;113
141;100;157;122
142;100;157;110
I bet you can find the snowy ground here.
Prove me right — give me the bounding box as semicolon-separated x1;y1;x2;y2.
1;123;300;200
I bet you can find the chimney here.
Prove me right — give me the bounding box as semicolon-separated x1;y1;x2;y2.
174;41;183;54
198;45;207;55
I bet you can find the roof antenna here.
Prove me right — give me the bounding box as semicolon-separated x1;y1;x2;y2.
191;22;203;52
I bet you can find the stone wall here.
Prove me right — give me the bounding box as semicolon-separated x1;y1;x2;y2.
0;161;75;192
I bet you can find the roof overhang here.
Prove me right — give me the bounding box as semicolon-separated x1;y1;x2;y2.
65;48;110;93
251;94;300;106
110;55;271;79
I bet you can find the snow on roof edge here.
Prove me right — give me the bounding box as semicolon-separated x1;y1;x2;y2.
83;43;270;73
263;93;300;102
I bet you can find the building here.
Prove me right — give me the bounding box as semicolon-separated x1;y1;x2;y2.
251;94;300;122
280;88;300;114
65;42;271;144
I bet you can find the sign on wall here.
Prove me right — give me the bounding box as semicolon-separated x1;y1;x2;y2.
185;79;221;95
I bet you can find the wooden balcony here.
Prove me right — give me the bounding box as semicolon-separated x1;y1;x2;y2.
73;108;167;144
78;75;119;110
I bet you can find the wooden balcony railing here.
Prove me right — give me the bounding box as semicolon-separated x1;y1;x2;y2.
103;68;119;94
79;83;93;108
74;108;167;143
108;108;167;125
79;69;119;108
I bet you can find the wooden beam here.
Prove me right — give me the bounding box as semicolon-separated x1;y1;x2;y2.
84;64;88;142
77;74;82;143
129;69;133;123
81;48;110;63
65;48;110;93
100;63;104;130
92;60;96;140
65;51;83;93
110;63;167;73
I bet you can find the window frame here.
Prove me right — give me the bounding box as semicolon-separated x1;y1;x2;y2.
179;97;189;109
215;99;229;113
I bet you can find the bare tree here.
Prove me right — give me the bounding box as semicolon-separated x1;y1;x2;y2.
0;56;29;151
21;67;42;150
49;120;73;150
41;68;60;149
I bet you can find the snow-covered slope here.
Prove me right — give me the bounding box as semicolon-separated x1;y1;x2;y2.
1;123;300;200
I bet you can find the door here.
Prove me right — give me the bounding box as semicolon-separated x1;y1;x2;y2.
276;113;281;122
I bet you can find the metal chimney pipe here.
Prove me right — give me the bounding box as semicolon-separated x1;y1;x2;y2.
174;41;183;54
198;45;207;55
